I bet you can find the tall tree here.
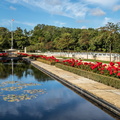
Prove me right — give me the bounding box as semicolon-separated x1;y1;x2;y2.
105;22;120;60
0;27;11;50
56;33;75;51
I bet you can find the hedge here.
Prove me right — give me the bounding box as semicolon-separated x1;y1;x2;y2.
55;63;120;89
37;58;56;65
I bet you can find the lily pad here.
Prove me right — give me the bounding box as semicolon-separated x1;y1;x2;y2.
1;86;24;91
17;83;41;87
3;94;37;102
0;84;5;87
2;81;20;85
24;89;46;94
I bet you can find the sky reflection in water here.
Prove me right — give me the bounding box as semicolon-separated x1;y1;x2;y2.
0;62;115;120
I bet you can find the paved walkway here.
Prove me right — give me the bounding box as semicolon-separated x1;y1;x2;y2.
29;59;120;116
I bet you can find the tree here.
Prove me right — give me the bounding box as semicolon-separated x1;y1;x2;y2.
55;33;75;51
0;27;11;50
105;22;120;61
78;29;90;51
14;27;29;49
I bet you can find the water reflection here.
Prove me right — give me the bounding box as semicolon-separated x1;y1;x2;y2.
0;60;52;82
0;60;115;120
0;83;114;120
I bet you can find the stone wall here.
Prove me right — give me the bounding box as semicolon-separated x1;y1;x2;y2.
43;52;120;62
27;52;120;62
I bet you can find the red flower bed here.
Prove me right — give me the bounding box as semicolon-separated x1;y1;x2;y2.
62;58;120;78
0;53;8;57
17;53;60;63
17;53;29;57
17;53;120;79
37;55;59;62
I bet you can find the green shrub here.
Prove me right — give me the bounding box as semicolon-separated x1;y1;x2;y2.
37;58;56;65
55;63;120;89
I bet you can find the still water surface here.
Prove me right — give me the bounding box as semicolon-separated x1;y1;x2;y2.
0;60;115;120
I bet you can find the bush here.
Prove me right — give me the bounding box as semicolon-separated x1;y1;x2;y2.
17;53;29;57
0;53;8;57
37;58;56;65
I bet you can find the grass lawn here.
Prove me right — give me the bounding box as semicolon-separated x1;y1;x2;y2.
57;56;111;64
83;59;110;64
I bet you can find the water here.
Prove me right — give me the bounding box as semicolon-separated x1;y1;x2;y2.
0;60;116;120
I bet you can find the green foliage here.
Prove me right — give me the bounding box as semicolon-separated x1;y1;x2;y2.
0;27;11;49
78;29;90;50
37;58;56;65
14;27;30;49
55;63;120;89
0;22;120;53
83;59;110;64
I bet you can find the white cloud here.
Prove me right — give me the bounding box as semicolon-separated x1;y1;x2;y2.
54;21;66;27
15;21;36;27
0;19;12;27
6;0;89;19
102;17;111;25
6;0;19;4
0;19;36;29
81;26;87;29
9;6;16;10
113;5;120;11
6;0;119;28
76;19;89;23
33;0;89;18
90;8;105;16
83;0;119;7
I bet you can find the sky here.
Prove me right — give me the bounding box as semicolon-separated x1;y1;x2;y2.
0;0;120;31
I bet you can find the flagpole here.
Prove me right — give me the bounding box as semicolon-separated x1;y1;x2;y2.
11;19;14;49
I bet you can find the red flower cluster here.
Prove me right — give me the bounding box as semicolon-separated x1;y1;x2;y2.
17;53;29;56
0;53;8;57
17;53;60;62
106;62;120;77
63;58;78;67
38;55;59;62
62;58;120;78
17;53;120;78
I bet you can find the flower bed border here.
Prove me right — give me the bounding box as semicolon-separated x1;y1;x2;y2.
37;58;56;65
55;63;120;89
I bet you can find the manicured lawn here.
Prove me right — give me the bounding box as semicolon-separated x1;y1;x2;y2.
83;59;110;64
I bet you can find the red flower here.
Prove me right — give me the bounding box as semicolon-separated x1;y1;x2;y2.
109;62;115;66
117;73;120;76
114;70;117;74
102;64;106;67
116;62;120;67
55;59;59;62
109;70;113;75
116;62;120;65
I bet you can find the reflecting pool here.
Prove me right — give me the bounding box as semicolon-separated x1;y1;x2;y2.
0;60;116;120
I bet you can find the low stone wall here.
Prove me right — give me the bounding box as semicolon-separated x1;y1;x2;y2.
44;52;120;62
27;52;120;62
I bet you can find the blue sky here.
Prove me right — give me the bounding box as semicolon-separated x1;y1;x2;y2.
0;0;120;30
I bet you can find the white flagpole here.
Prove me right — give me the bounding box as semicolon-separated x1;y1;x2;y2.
11;19;14;49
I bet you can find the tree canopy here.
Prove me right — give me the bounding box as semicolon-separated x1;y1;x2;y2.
0;22;120;53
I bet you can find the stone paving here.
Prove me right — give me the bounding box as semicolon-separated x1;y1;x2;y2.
30;60;120;111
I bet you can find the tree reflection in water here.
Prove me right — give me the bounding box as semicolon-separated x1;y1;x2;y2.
0;59;53;82
0;59;48;103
